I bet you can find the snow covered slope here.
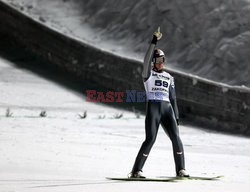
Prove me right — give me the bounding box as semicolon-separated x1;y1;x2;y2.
3;0;250;87
1;57;250;191
1;0;249;135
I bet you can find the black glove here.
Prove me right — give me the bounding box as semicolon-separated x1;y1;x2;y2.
151;35;158;44
176;119;180;126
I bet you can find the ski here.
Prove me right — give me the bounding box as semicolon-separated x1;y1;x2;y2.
106;177;177;182
158;175;223;181
106;175;223;182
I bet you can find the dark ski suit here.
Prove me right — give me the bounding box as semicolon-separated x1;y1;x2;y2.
131;36;186;174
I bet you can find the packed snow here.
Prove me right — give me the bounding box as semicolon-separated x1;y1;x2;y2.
1;56;250;192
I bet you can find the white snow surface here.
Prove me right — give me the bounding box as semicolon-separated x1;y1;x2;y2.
1;56;250;192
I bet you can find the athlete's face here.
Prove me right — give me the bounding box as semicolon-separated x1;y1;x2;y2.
154;56;165;71
154;63;164;70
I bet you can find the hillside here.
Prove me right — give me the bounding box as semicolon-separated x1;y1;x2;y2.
4;0;250;86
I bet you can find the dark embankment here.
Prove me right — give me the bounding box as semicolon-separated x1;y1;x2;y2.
0;1;250;136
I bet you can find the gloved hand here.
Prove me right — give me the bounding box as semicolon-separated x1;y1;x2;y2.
153;26;162;40
176;119;180;126
151;26;162;44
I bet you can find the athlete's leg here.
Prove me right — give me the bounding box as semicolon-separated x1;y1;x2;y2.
160;102;185;174
132;101;161;173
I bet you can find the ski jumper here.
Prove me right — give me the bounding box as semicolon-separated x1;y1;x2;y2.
131;36;186;174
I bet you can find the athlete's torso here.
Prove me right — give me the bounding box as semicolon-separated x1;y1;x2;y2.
144;70;174;102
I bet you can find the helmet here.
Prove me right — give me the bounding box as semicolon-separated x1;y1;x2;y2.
152;49;165;64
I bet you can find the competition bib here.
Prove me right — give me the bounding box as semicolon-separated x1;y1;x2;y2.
144;70;173;101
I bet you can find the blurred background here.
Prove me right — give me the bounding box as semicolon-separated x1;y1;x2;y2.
2;0;250;86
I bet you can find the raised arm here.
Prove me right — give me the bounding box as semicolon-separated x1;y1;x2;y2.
142;36;156;80
142;27;162;81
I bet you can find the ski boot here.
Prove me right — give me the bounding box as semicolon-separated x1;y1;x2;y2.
128;171;146;178
177;169;190;177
